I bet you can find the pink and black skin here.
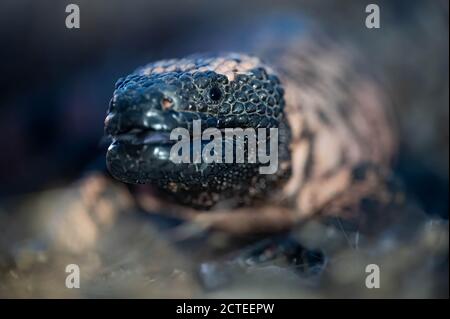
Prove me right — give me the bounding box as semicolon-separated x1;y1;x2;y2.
105;54;292;210
103;46;399;286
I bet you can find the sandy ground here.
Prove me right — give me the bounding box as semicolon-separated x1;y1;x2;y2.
0;180;447;298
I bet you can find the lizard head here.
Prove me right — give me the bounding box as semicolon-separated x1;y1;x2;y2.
105;53;291;209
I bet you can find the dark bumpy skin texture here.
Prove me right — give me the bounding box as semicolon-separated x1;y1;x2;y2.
105;54;291;209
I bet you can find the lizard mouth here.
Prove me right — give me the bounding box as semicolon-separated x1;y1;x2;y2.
105;108;181;144
105;108;181;183
104;100;280;186
105;108;223;146
112;129;174;146
104;107;223;184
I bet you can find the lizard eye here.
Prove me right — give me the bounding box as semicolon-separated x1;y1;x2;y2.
209;86;222;101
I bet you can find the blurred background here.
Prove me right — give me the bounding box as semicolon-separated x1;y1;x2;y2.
0;0;447;298
0;0;448;216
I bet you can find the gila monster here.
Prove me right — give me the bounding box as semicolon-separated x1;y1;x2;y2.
103;34;399;235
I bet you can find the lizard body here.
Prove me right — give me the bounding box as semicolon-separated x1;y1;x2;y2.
105;34;398;234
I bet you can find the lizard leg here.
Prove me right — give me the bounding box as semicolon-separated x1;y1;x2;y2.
197;234;326;290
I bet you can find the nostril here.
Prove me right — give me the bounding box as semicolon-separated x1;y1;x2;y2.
161;97;174;110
